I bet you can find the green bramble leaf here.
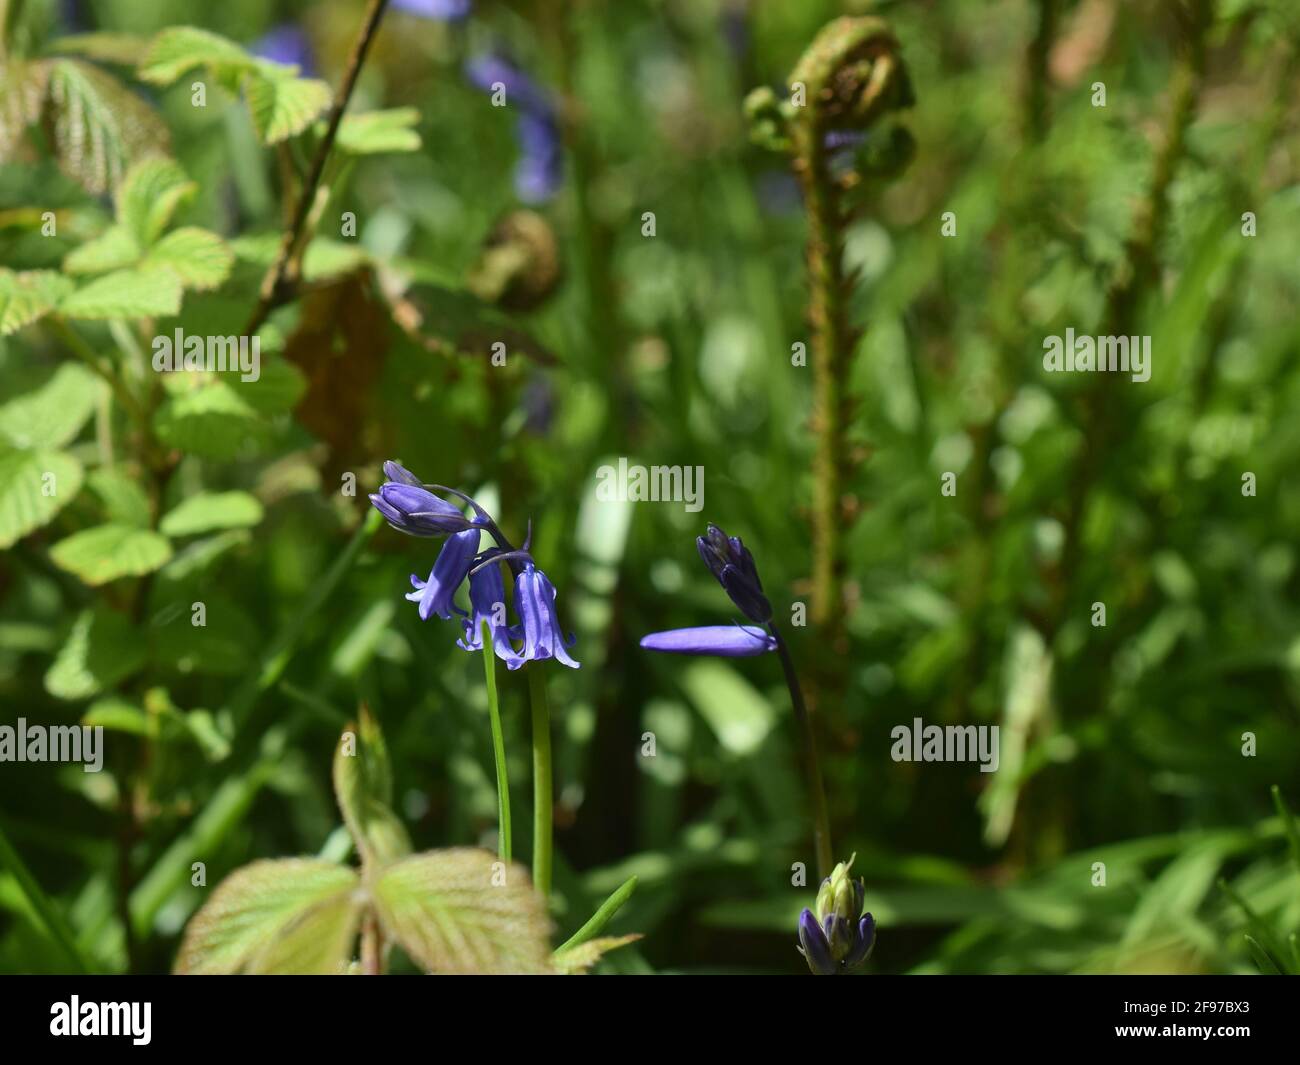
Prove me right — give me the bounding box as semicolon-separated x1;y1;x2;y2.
174;859;361;975
60;267;184;320
333;108;422;155
244;66;332;145
49;523;173;585
153;383;267;460
0;364;99;449
44;59;170;195
0;448;83;549
137;27;256;87
62;225;143;276
118;157;197;246
333;710;411;868
159;491;263;538
45;607;147;701
142;227;234;291
0;269;76;335
0;57;51;161
372;849;553;975
86;466;151;527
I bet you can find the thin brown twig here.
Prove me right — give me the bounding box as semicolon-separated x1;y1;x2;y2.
244;0;391;336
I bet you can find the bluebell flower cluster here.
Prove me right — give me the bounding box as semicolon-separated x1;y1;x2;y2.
371;461;578;669
466;53;563;204
640;523;777;657
797;858;876;976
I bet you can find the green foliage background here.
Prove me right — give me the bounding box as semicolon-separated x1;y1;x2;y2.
0;0;1298;974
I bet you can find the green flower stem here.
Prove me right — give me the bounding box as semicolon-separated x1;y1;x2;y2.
482;621;512;862
527;666;553;900
556;875;637;954
769;623;833;879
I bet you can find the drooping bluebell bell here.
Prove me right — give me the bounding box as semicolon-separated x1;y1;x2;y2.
797;858;876;976
509;563;579;670
466;53;563;204
457;548;523;664
641;522;776;658
370;462;578;668
406;528;480;620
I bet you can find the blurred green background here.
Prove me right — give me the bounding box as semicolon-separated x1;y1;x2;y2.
1;0;1298;974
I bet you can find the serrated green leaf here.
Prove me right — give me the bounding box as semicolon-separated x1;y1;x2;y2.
45;607;147;700
45;59;169;195
334;107;422;155
63;224;143;275
87;466;151;526
143;227;233;291
553;934;643;973
0;269;76;335
372;849;553;975
0;364;99;449
174;859;360;975
0;57;51;160
333;711;410;868
244;67;331;145
153;383;266;460
61;267;184;320
138;27;256;87
0;449;83;549
50;523;173;585
118;157;196;246
159;491;263;537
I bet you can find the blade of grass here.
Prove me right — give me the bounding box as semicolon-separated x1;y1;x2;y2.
556;875;638;954
0;818;92;973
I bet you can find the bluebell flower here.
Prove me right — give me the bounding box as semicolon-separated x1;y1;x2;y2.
458;549;523;664
797;858;876;976
406;528;480;620
641;522;776;658
509;563;579;670
370;462;481;536
392;0;472;19
696;523;772;624
252;26;316;74
466;53;563;204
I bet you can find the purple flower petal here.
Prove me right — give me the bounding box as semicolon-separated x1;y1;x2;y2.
639;625;776;657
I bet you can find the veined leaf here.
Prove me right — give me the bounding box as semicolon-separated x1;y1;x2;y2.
334;108;422;155
138;27;256;87
143;227;233;291
244;67;332;145
61;267;184;320
44;59;170;195
159;491;263;537
0;364;99;449
45;607;147;701
63;225;143;275
0;57;51;160
0;448;82;549
0;269;75;335
153;383;267;460
49;523;173;585
372;849;553;975
174;859;360;975
118;157;196;246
